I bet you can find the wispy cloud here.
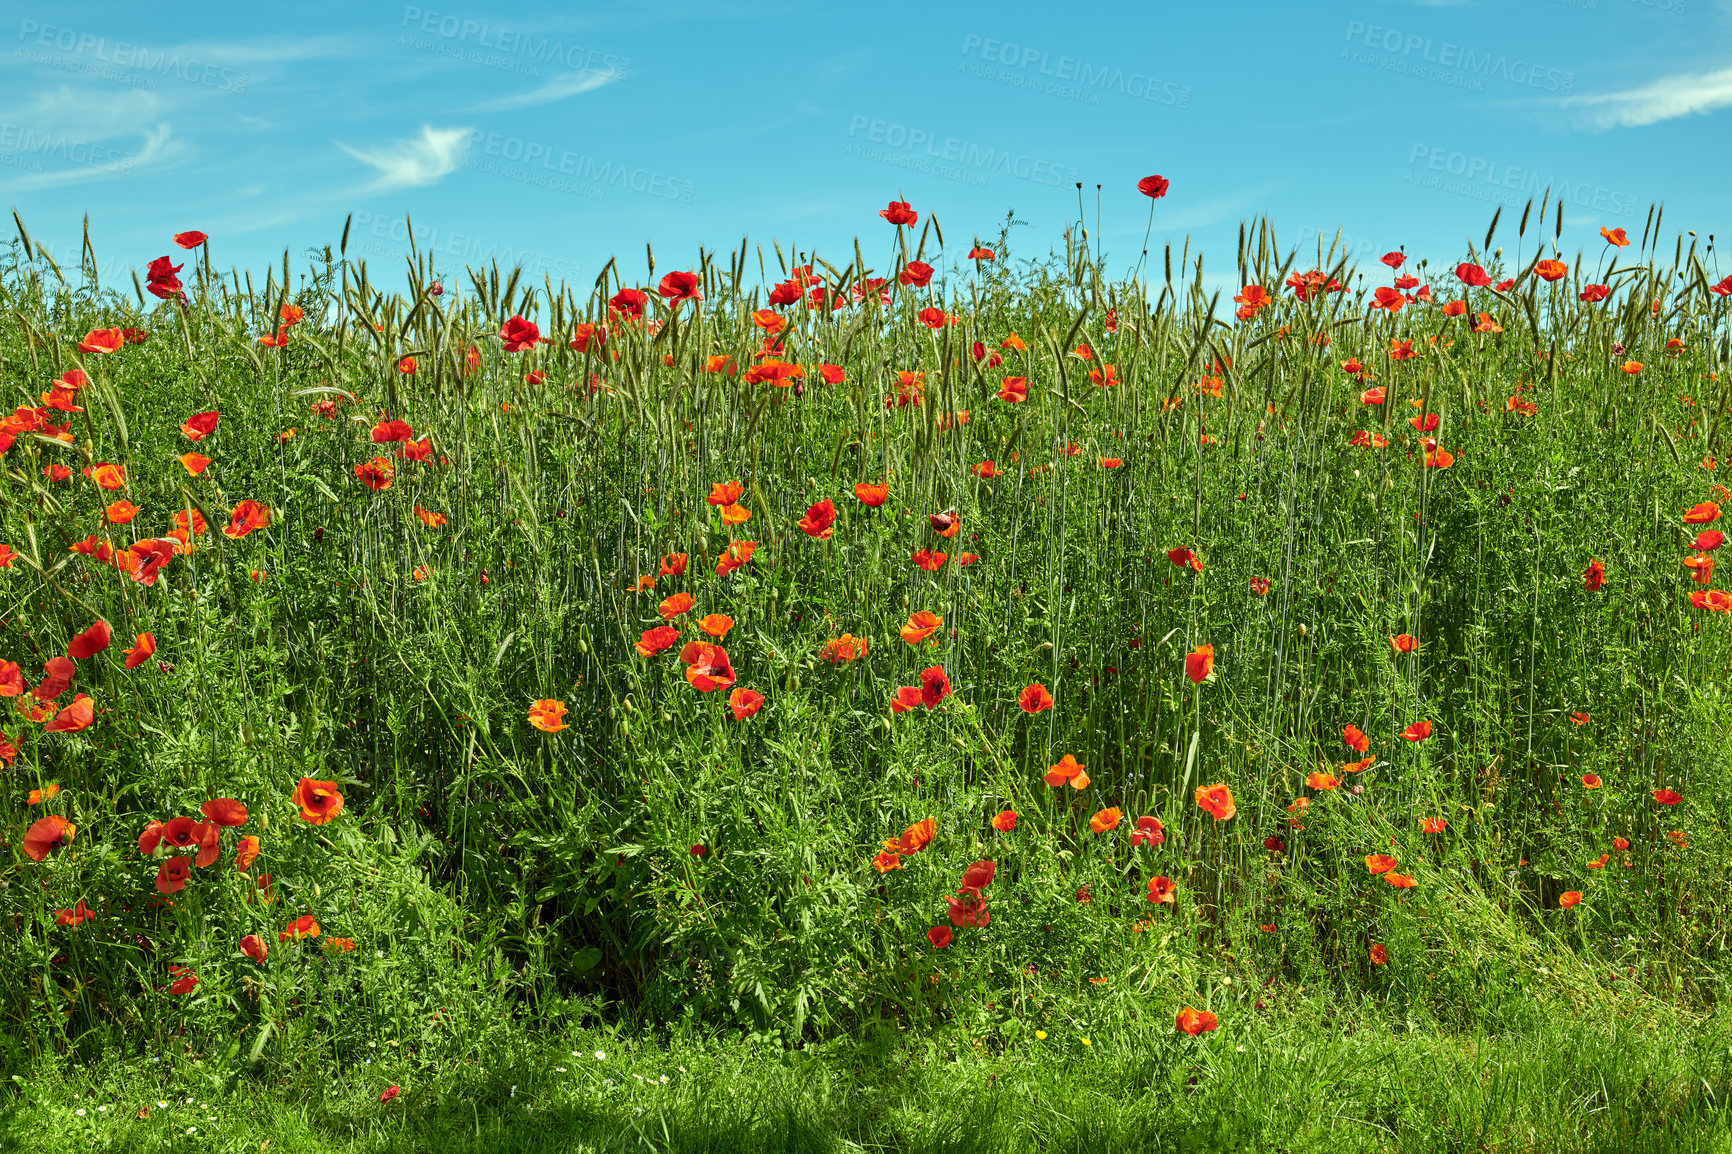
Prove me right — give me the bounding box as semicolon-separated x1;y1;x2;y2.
337;124;473;190
465;70;621;114
1564;66;1732;130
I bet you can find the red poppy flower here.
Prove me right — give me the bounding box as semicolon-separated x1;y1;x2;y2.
1558;891;1583;909
682;643;736;693
1365;854;1398;874
1343;725;1370;752
31;656;74;702
1306;771;1339;791
43;694;95;733
1370;944;1388;965
945;892;990;928
658;271;702;301
898;260;934;288
886;818;936;855
1582;559;1606;591
727;687;765;720
919;665;951;708
959;860;996;893
1137;175;1170;199
819;634;869;664
23;814;74;861
292;777;344;824
355;457;395;492
1130;816;1164;847
1390;634;1417;654
1684;502;1720;524
1421;818;1447;833
634;626;680;657
1455;263;1492;287
1581;773;1602;789
201;798;249;827
1384;871;1417;889
55;899;96;927
174;230;207;248
1693;531;1724;551
499;315;543;351
991;810;1018;832
154;855;190;894
1600;227;1629;247
853;481;889;507
1168;547;1203;573
235;835;261;872
608;288;648;319
1388;340;1418;361
239;933;267;963
798;499;837;539
67;620;113;660
968;245;995;260
911;548;948;571
1184;644;1214;684
927;926;953;949
79;328;125;354
917;306;949;329
1579;284;1611;303
1018;684;1053;713
658;592;694;620
1402;720;1433;742
1146;875;1176;904
1534;259;1568;282
223;500;272;538
1653;788;1682;806
1175;1008;1218;1036
879;200;917;226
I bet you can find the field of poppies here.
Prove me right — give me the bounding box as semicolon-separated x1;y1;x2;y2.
4;191;1732;1150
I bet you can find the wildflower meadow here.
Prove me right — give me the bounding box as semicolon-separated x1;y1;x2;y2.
3;189;1732;1151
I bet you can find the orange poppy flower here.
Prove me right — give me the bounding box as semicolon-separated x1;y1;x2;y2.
889;686;925;713
1534;259;1568;281
291;777;344;824
996;376;1028;403
1184;644;1214;684
280;914;322;942
1684;502;1721;524
819;634;869;665
929;511;960;538
884;818;935;855
26;783;60;804
991;810;1018;832
872;851;902;873
1653;788;1682;806
1089;807;1123;833
658;591;694;620
1620;360;1643;374
1195;783;1236;821
1384;872;1417;888
659;553;688;577
1305;771;1338;791
55;899;96;927
43;694;95;733
235;835;261;872
22;814;74;861
1044;754;1089;789
1420;817;1447;833
900;611;943;644
697;614;732;639
1390;634;1417;654
1402;720;1433;742
1370;944;1388;965
414;506;448;529
854;481;889;507
85;463;125;490
706;480;743;506
240;934;268;963
354;457;395;492
1343;725;1370;752
78;328;125;354
798;499;836;539
528;699;568;733
911;548;948;571
102;499;141;525
1582;559;1605;591
1175;1008;1218;1036
715;541;756;576
1558;891;1583;909
1600;227;1629;247
1389;340;1417;361
727;687;765;720
1018;684;1054;713
1365;854;1398;873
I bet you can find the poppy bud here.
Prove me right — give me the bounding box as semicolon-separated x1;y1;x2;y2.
314;526;325;542
429;281;443;297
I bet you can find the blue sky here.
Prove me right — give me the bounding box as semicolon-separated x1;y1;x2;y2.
3;0;1730;303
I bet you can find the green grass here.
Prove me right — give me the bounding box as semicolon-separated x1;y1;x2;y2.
10;997;1732;1153
1;201;1730;1146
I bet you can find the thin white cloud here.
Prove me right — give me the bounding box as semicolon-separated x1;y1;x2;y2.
465;70;621;114
0;123;186;192
1564;66;1732;129
337;124;473;191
